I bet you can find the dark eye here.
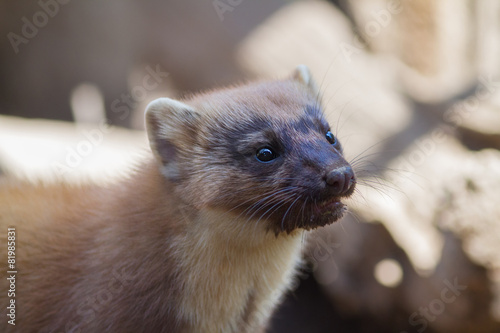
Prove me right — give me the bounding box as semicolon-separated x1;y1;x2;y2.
325;131;337;145
256;147;278;163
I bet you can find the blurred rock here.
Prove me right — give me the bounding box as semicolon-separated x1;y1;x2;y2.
345;0;500;103
454;93;500;151
236;1;500;331
0;115;146;183
2;1;500;332
355;132;500;325
0;0;287;127
237;0;413;169
272;220;499;333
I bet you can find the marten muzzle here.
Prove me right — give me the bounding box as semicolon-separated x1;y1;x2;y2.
325;166;356;197
262;137;356;234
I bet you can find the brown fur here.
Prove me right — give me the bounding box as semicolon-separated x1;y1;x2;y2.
1;164;184;332
0;66;355;332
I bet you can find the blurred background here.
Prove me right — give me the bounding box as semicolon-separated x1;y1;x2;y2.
1;0;500;332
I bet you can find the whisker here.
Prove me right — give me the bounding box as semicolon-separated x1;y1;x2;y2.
299;197;309;227
345;209;363;226
223;186;297;215
253;195;298;232
347;136;399;166
243;189;298;222
281;195;301;232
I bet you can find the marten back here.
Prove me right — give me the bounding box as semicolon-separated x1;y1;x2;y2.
0;164;186;332
0;66;355;332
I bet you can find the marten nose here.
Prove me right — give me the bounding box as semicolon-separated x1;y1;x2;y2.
325;166;355;196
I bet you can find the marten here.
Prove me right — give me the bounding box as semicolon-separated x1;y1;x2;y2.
0;65;355;333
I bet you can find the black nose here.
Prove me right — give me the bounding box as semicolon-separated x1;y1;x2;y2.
325;166;355;196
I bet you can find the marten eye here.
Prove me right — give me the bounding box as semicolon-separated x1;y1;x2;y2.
256;147;278;163
325;131;337;145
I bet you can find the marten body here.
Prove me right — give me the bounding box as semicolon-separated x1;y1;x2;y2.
0;66;355;332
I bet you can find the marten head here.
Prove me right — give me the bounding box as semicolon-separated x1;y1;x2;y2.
145;65;355;234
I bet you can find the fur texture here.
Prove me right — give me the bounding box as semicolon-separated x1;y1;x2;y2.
0;66;355;332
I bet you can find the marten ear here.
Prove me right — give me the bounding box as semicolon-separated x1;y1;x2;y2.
292;65;319;96
145;98;200;181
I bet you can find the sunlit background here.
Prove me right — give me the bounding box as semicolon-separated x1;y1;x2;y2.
1;1;500;332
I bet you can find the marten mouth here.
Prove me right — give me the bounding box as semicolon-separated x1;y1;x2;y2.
266;197;348;235
305;198;347;229
313;199;345;218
